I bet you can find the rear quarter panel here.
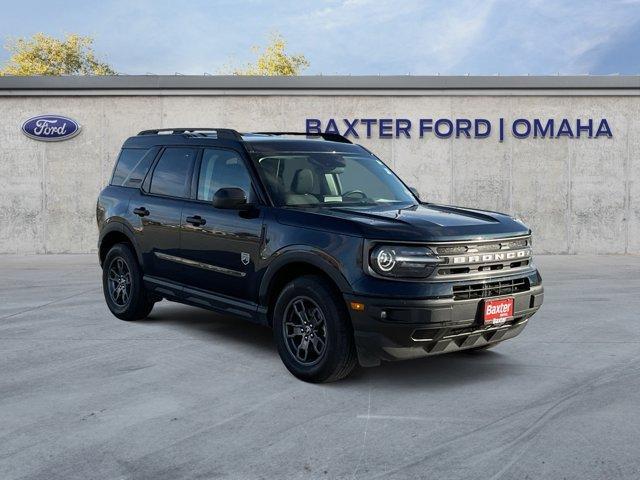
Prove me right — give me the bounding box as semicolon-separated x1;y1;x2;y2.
97;186;139;262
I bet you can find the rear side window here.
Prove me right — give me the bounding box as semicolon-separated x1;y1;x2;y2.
149;147;196;198
111;148;157;187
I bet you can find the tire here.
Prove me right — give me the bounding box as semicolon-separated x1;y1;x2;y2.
102;243;155;321
273;275;358;383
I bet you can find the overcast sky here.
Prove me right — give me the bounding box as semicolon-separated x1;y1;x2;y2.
0;0;638;75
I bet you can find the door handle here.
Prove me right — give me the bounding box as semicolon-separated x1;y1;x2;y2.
133;207;149;217
186;215;206;226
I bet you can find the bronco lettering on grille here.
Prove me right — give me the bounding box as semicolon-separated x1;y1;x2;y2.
451;249;531;265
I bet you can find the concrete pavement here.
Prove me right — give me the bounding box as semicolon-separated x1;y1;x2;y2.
1;254;639;479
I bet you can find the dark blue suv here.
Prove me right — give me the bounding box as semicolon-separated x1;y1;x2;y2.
97;129;544;382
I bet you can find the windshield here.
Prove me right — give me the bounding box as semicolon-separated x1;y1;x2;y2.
253;152;418;208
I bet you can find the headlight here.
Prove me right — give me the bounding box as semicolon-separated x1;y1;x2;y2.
369;244;439;278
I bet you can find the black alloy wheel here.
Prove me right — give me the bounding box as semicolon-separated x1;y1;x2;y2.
107;256;132;307
283;296;328;365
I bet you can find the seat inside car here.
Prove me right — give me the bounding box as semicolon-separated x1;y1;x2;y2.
286;168;319;205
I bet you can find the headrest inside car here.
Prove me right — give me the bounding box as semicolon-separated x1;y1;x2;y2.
291;168;314;194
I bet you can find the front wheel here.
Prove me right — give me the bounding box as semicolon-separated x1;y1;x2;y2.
102;243;155;321
273;275;358;383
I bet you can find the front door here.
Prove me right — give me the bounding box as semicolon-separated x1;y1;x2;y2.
178;147;264;302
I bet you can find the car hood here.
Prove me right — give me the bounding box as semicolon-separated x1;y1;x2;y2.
277;203;530;242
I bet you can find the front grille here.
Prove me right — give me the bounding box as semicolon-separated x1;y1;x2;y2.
428;235;532;280
435;238;527;255
452;278;529;301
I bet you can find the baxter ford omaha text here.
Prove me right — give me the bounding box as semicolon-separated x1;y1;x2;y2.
305;118;612;141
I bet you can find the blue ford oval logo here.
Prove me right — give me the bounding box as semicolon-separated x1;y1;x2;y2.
22;115;81;142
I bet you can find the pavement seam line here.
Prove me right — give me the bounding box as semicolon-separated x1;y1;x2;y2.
0;287;100;320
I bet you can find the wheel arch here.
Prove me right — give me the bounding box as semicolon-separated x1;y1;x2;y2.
98;222;142;267
259;249;353;326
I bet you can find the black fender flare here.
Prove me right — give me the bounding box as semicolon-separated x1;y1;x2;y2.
258;246;353;306
98;221;143;267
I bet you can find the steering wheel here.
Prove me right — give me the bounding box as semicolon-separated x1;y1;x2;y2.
342;189;368;200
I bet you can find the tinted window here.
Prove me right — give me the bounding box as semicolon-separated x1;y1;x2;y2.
111;148;156;187
149;148;195;198
197;148;253;201
254;153;415;207
337;156;397;197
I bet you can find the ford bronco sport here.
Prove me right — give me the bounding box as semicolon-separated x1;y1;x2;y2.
97;128;544;382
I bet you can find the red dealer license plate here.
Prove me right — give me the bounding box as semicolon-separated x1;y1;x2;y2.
483;297;514;325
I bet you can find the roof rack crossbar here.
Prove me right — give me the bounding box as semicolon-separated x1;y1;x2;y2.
251;131;352;144
137;128;243;141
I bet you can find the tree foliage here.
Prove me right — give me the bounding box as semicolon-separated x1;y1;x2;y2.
0;33;115;76
229;33;309;76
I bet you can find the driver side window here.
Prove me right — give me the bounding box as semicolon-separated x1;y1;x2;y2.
197;148;253;201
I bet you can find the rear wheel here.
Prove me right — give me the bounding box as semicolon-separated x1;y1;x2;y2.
273;275;357;383
102;243;155;321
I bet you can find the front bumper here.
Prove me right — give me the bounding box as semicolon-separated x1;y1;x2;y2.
345;277;544;367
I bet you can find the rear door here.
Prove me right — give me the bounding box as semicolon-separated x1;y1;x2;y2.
178;147;264;302
131;146;196;280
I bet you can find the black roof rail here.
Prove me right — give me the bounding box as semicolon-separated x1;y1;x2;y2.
251;131;352;144
137;128;243;141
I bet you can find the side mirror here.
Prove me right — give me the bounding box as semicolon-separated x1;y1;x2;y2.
212;187;248;209
409;187;420;200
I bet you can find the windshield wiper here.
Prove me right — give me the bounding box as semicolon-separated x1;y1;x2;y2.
328;202;379;209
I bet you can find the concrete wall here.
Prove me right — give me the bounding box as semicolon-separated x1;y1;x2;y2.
0;92;638;254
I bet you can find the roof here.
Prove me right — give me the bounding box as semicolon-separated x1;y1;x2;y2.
122;130;366;155
244;137;364;155
0;75;638;96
